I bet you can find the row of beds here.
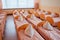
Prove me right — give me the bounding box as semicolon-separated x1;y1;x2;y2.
13;9;60;40
0;12;7;40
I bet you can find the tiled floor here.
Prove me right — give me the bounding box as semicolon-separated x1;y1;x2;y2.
3;15;18;40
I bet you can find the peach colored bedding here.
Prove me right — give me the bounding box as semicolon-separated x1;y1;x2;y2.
38;27;60;40
53;17;60;23
18;30;44;40
13;12;45;40
22;13;45;29
27;18;41;25
0;13;6;40
52;17;60;27
53;27;60;34
0;20;5;36
27;14;43;26
21;11;30;18
15;19;29;31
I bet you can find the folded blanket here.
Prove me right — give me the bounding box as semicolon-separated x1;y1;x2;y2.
24;24;34;38
43;21;53;31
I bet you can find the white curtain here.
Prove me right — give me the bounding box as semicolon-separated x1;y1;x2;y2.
2;0;34;9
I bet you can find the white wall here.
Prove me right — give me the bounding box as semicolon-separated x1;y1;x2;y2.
40;0;60;7
39;0;60;14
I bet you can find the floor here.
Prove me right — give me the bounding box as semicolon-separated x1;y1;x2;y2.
3;15;18;40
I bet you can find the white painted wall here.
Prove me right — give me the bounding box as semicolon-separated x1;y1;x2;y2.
40;0;60;7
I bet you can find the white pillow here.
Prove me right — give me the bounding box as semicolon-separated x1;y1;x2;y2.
18;14;24;21
23;11;29;17
43;21;53;31
45;12;48;14
14;10;19;15
31;14;36;20
51;13;55;17
24;24;34;38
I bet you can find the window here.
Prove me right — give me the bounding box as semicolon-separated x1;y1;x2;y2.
2;0;34;9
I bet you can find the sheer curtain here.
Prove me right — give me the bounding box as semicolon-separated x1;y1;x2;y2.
2;0;34;9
